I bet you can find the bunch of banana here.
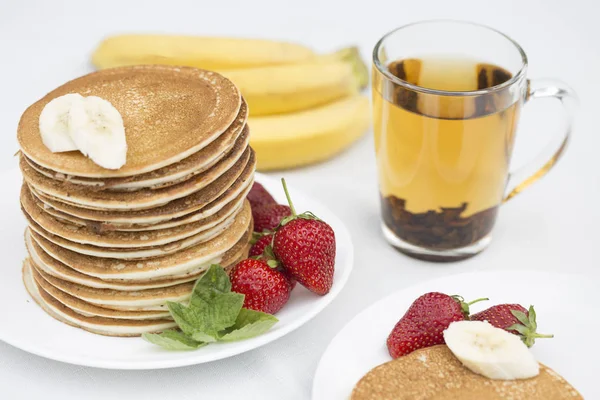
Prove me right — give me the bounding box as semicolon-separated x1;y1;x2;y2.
92;35;371;170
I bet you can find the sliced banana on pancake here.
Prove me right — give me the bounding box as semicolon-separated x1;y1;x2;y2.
443;320;540;380
38;93;82;153
68;96;127;170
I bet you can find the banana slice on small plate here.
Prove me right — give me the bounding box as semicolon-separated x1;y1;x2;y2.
443;320;539;380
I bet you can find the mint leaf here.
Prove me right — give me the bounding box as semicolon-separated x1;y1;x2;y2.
142;330;206;351
191;265;232;304
218;308;278;342
144;265;278;352
166;266;245;341
166;301;218;343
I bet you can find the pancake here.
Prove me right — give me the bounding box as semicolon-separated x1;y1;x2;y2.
37;178;252;232
20;142;251;211
28;149;255;225
22;103;249;191
29;205;252;280
23;261;178;337
30;266;172;320
351;345;583;400
21;184;243;248
31;265;193;311
23;201;250;259
25;225;251;290
17;65;241;178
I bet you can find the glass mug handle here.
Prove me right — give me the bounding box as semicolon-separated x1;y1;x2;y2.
504;79;578;202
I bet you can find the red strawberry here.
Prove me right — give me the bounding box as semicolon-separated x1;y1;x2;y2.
252;204;291;233
471;304;553;347
249;234;273;257
248;236;298;290
230;259;292;314
272;179;336;295
387;293;487;359
247;182;276;209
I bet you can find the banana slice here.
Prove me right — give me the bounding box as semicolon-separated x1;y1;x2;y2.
443;320;539;380
38;93;83;152
69;96;127;169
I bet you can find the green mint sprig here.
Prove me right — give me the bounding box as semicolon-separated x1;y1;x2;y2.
143;265;278;350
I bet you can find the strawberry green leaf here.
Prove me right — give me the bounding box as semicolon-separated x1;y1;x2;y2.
142;330;207;351
264;245;276;260
511;310;530;326
218;308;278;342
528;305;538;330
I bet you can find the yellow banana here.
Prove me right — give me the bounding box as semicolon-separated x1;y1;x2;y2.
221;61;360;116
92;35;316;70
249;95;371;170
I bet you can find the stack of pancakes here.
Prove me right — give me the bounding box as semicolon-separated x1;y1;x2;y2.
16;65;255;337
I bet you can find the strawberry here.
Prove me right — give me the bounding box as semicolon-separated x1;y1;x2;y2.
272;179;336;295
247;182;276;209
230;258;292;314
386;292;487;359
248;235;298;290
471;304;553;347
249;234;273;257
252;204;291;233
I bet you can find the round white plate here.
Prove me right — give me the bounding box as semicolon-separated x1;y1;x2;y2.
313;271;599;399
0;169;353;370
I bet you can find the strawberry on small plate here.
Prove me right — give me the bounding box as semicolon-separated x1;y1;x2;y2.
0;170;354;370
312;271;600;400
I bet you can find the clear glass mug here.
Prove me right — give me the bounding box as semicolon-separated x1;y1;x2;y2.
372;20;577;262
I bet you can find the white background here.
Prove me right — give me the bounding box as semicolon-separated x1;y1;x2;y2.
0;0;599;399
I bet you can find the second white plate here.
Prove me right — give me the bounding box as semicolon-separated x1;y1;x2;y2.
0;170;354;370
312;271;599;399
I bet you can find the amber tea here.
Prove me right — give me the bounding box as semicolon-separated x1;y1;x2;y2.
373;21;576;261
373;57;521;257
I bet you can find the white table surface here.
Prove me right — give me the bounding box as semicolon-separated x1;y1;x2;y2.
1;0;599;399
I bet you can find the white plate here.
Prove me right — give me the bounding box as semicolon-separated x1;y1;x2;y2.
313;271;599;399
0;169;353;370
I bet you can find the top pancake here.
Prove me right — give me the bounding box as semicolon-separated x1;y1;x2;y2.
21;102;249;191
17;65;241;178
351;345;582;400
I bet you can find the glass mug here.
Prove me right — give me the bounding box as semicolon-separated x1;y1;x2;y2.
372;20;577;262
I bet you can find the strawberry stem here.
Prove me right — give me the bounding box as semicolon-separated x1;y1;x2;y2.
509;305;554;347
452;295;488;317
467;297;489;306
281;178;297;216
